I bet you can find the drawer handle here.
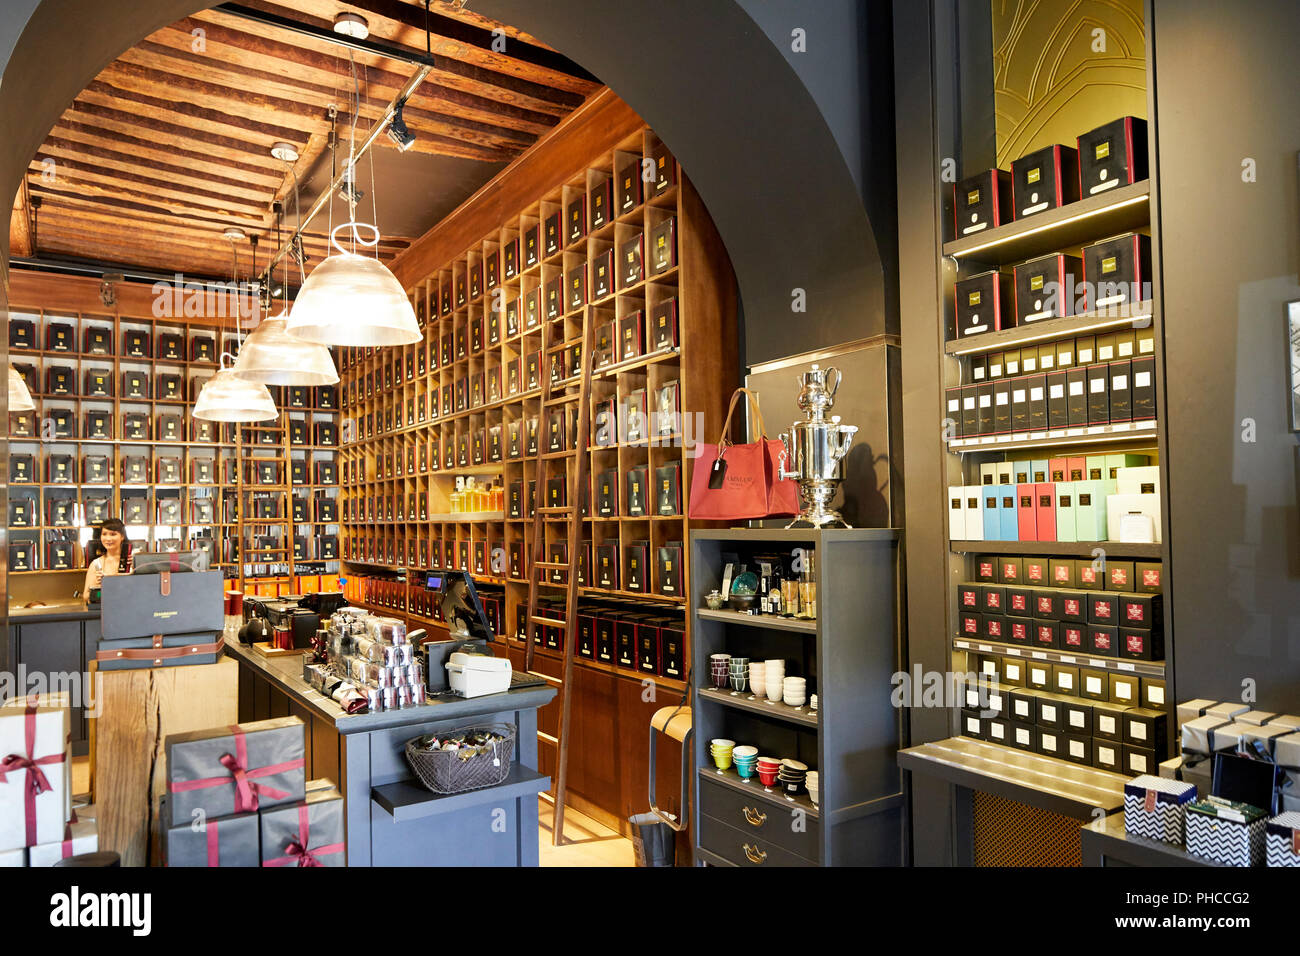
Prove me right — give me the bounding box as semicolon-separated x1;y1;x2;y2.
743;843;768;864
742;806;767;827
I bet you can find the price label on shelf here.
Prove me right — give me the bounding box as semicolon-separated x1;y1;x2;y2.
1066;428;1083;437
1059;655;1075;664
1090;659;1106;668
1007;648;1021;656
1087;426;1104;434
977;644;992;653
1031;651;1047;659
1029;432;1047;440
978;437;993;445
995;435;1012;443
1118;662;1136;672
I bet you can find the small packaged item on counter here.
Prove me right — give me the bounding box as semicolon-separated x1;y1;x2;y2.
330;682;367;714
1266;811;1300;867
259;781;345;867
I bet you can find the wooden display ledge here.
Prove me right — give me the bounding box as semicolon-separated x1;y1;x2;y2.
897;736;1127;820
88;658;239;867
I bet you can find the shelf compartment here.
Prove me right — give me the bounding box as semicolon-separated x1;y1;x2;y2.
697;685;819;727
948;419;1157;452
948;540;1161;558
945;302;1153;356
942;180;1151;264
371;764;549;822
695;607;817;634
897;736;1127;819
697;765;819;820
952;637;1165;678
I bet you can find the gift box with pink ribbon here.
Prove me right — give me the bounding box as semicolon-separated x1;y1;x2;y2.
0;697;71;852
28;804;98;866
164;717;306;827
159;794;261;867
259;782;345;868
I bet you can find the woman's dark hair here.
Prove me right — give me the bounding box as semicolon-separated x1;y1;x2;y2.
89;518;132;573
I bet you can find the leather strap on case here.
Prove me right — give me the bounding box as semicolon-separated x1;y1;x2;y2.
96;637;223;665
160;570;171;596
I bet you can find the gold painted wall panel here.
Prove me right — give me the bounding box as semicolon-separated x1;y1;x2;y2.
992;0;1147;167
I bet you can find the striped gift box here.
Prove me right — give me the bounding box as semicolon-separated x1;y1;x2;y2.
1124;774;1197;845
1186;797;1267;866
1266;811;1300;867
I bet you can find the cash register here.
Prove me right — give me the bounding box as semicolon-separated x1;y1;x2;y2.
423;569;547;694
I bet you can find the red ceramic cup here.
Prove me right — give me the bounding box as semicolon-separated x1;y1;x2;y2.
757;766;779;786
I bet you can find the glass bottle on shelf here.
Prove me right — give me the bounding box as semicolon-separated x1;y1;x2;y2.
798;550;817;620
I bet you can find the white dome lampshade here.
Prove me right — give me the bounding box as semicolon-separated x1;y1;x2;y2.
231;311;339;386
286;225;421;347
193;366;278;422
8;364;35;412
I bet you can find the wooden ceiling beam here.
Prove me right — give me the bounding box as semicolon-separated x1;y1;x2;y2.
23;190;265;236
392;0;555;52
193;9;560;134
10;178;34;257
50;119;284;187
28;158;271;219
29;182;268;232
38;136;271;203
35;237;245;278
149;22;537;151
206;2;591;113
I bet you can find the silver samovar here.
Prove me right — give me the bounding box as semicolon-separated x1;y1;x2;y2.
778;365;857;528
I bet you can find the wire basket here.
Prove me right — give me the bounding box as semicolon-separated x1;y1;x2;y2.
404;722;516;794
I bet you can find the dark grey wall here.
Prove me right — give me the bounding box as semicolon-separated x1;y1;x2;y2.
1153;0;1300;712
481;0;897;368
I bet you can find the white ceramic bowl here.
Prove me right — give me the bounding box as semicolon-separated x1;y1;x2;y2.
732;745;758;758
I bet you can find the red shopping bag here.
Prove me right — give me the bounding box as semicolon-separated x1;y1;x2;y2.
688;388;799;520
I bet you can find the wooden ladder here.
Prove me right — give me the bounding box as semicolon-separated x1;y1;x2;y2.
523;304;595;846
235;411;296;593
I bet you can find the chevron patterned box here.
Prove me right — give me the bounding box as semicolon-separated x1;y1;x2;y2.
1266;811;1300;867
1185;797;1267;866
1124;775;1197;845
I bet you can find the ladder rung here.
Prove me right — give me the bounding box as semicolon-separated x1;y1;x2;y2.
530;616;567;627
541;450;575;459
543;394;580;407
537;505;573;514
534;561;570;570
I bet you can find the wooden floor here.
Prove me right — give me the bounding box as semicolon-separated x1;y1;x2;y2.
73;756;636;867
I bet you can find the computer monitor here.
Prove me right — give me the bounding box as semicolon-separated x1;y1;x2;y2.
428;569;495;642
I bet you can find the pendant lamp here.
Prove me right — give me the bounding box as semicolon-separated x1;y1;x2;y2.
233;164;339;386
193;230;279;422
285;223;421;347
8;364;35;411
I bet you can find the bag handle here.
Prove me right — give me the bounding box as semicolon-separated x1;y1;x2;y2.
716;388;767;451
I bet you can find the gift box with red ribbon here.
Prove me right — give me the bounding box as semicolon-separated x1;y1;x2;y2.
259;781;345;868
28;804;98;866
164;717;305;828
0;698;70;851
159;794;261;867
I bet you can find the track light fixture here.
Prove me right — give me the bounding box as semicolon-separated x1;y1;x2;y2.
386;101;416;152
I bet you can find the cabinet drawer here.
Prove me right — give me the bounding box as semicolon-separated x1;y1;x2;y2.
699;811;817;867
698;777;820;861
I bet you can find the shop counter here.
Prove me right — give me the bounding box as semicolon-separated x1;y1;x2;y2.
1080;811;1214;867
224;639;556;866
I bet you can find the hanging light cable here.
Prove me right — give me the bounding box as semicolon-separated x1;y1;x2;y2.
232;155;339;386
194;232;278;421
286;52;421;348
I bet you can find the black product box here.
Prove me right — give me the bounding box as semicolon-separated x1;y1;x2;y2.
624;541;649;593
616;620;637;669
651;298;679;351
576;616;596;660
1076;559;1104;590
960;384;979;437
659;624;685;680
1032;620;1058;649
973;555;998;584
157;414;183;442
317;385;337;410
1132;355;1156;420
1090;701;1129;743
49;407;75;439
625;466;649;517
122;329;150;358
1010;376;1030;432
566;195;586;244
1108;672;1140;711
1118;591;1161;630
121;496;148;524
589;176;613;230
953;168;1012;237
291;497;308;522
157;457;182;484
1063;366;1088;425
48;497;76;527
975;382;995;436
287;386;309;409
649;216;677;273
1106;560;1136;591
1036;727;1070;760
1134;561;1163;594
1023;556;1049;586
1034;692;1074;729
1108;359;1132;422
944;387;963;437
315;461;336;484
121;456;149;484
157;332;185;360
1025;658;1053;691
1015;254;1081;324
1005;616;1032;645
567;264;586;311
1026;373;1048;430
8;497;33;527
1087;624;1118;658
953;270;1014;339
960;708;984;740
9;542;35;572
1123;706;1168;754
84;498;110;526
1083;232;1152;311
1060;733;1094;766
1010;143;1080;217
289;421;308;446
84;368;113;397
1119;625;1163;662
1055;589;1086;624
997;556;1023;585
122;370;150;399
157;498;182;525
620;233;644;289
1077;116;1148;197
45;365;75;396
1123;745;1159;777
46;322;74;352
957;582;980;611
619;310;645;361
1044;370;1069;428
1091;740;1122;772
1060;697;1094;737
594;616;616;663
45;540;76;571
592;249;614;301
191;335;215;363
1003;720;1034;752
9;317;35;349
290;461;307;486
980;584;1006;614
1085;363;1110;424
10;411;34;437
656;543;683;596
655;463;682;516
999;656;1027;688
315;422;337;447
982;613;1007;643
546;474;567;510
984;378;1008;433
46;454;74;484
595;543;619;589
